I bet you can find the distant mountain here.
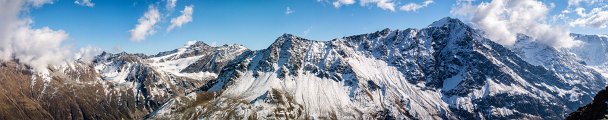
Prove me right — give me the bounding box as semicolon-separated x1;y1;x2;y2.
0;17;606;119
565;34;608;120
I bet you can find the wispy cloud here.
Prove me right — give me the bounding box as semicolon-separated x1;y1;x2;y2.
166;0;177;10
111;44;123;53
325;0;438;12
167;5;194;32
29;0;53;7
360;0;396;11
303;27;312;36
332;0;356;8
561;0;608;29
568;0;606;7
74;0;95;7
285;7;294;15
400;0;433;12
130;5;161;41
570;7;608;28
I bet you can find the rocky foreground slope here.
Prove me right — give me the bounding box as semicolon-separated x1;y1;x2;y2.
567;86;608;120
1;17;607;119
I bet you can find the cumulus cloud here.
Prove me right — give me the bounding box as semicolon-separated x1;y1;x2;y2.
400;0;433;12
452;0;581;48
166;0;177;10
285;7;294;15
360;0;395;11
74;0;94;7
332;0;356;8
0;0;72;72
167;5;193;32
130;6;161;42
74;45;102;63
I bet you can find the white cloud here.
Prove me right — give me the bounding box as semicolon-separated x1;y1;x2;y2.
568;0;606;7
570;7;608;28
130;6;161;41
285;7;294;15
167;5;193;32
74;0;95;7
28;0;54;7
12;25;71;72
400;0;433;12
324;0;399;12
561;0;608;29
0;0;72;72
166;0;177;10
332;0;356;8
452;0;581;48
360;0;395;11
575;7;587;16
74;45;102;63
303;27;312;36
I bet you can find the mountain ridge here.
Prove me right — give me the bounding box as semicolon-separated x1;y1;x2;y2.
150;17;607;119
0;17;607;119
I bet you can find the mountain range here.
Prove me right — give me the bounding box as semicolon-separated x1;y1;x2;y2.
0;17;607;119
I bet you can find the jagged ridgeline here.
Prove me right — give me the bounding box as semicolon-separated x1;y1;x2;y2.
1;17;607;119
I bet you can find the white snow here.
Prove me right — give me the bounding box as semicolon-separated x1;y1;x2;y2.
491;107;515;117
150;54;217;80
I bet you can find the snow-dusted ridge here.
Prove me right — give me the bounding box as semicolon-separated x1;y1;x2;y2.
145;17;608;119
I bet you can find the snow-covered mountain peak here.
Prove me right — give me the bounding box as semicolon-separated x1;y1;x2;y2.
567;34;608;68
429;17;466;28
272;33;317;45
150;41;218;62
184;40;199;46
184;41;211;49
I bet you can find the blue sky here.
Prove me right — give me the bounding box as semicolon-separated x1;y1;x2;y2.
25;0;608;54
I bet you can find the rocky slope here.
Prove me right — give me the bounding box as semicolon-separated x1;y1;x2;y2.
567;86;608;120
0;61;148;119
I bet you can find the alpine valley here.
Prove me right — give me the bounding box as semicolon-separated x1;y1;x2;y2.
1;17;607;120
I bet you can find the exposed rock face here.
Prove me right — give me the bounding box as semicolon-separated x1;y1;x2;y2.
567;86;608;120
0;61;148;119
1;17;608;120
